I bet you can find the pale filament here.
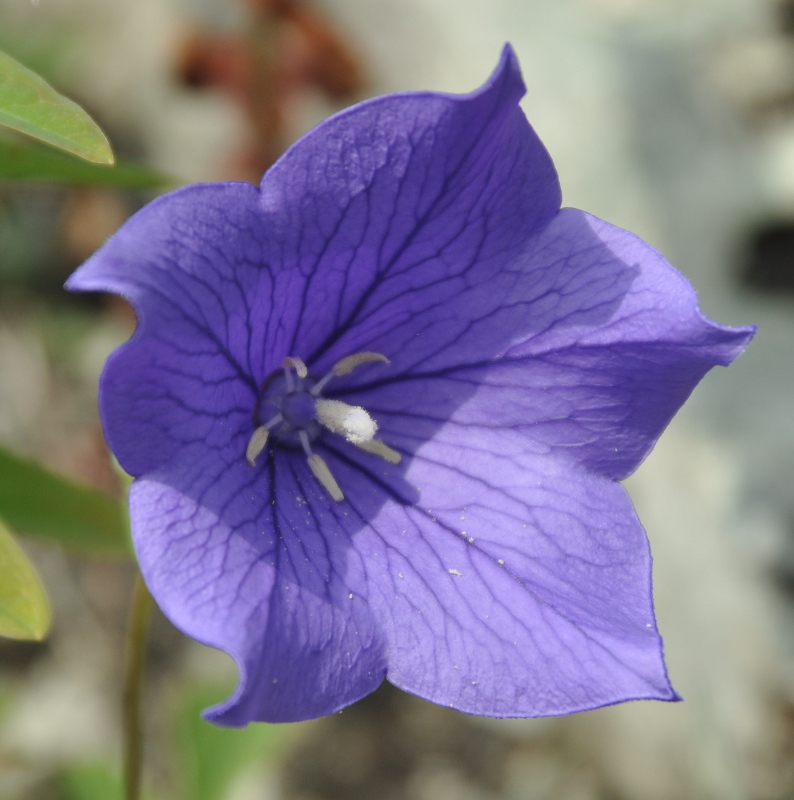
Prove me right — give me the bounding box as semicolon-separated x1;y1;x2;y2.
281;356;307;391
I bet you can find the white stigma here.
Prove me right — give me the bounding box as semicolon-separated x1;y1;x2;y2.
315;399;377;444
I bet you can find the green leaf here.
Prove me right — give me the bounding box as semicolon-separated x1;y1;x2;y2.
0;49;113;164
0;445;130;557
0;134;172;188
0;518;50;640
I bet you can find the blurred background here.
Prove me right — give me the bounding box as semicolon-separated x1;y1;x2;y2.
1;0;793;797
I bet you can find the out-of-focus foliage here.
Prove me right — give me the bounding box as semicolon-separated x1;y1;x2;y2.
0;134;172;188
0;518;50;640
59;762;124;800
0;446;130;557
178;684;290;800
0;49;113;164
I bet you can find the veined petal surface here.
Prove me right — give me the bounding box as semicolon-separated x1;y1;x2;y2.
66;44;753;724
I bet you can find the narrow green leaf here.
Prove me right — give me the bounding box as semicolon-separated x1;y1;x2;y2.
0;134;172;188
0;518;50;640
0;446;130;557
0;49;113;164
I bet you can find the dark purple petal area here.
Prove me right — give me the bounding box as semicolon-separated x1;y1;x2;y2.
67;45;560;479
130;473;387;723
66;44;753;724
65;184;265;477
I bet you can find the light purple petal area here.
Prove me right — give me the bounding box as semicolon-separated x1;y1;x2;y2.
323;431;677;715
342;209;754;481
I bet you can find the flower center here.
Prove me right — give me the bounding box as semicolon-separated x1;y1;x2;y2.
245;353;401;501
256;371;322;450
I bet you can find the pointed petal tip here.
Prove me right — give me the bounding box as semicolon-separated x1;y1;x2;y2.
485;42;526;102
63;260;93;293
704;319;756;366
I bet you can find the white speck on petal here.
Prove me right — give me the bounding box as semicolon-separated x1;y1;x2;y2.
449;569;461;577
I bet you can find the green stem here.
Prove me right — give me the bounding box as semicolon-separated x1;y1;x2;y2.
123;571;152;800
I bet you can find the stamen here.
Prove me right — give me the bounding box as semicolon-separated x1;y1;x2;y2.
298;429;345;501
311;351;389;396
282;356;308;379
315;399;377;444
298;430;313;458
332;352;389;377
252;350;395;501
246;426;270;466
355;439;402;464
307;454;344;502
245;413;283;466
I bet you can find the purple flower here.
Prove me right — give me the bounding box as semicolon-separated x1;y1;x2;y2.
67;45;753;725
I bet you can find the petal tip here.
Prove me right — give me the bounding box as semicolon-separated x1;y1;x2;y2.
485;42;526;103
706;320;756;366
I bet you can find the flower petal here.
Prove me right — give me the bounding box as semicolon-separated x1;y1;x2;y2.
65;182;267;477
66;44;561;478
259;43;561;368
342;209;754;480
333;427;679;716
130;456;389;724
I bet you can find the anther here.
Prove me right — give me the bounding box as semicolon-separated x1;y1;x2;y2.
307;454;344;502
299;430;344;501
355;439;402;464
282;356;308;379
246;426;270;466
315;399;377;444
311;351;389;396
245;413;283;466
332;352;389;377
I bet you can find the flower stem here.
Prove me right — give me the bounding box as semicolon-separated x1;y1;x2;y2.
123;571;152;800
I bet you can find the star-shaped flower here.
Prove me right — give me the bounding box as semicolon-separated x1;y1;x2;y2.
67;45;753;724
